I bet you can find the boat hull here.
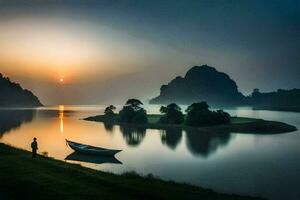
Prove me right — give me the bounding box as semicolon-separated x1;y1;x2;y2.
66;140;122;156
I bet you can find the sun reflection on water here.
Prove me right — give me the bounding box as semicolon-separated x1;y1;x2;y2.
59;105;64;134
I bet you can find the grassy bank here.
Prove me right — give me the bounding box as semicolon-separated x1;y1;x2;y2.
85;115;297;134
0;143;263;200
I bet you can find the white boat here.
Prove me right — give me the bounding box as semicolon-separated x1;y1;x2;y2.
66;140;122;156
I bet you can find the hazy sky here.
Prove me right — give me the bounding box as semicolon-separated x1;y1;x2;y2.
0;0;299;105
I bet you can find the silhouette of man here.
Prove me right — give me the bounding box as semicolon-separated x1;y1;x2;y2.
31;138;38;158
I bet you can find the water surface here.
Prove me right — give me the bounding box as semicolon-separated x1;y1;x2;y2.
0;105;299;200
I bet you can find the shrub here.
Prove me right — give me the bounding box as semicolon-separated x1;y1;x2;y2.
119;99;148;123
185;102;230;126
158;103;184;124
104;105;116;118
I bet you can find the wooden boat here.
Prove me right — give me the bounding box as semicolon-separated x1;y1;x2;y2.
66;140;122;156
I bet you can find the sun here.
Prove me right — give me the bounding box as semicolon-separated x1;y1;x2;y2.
59;78;64;83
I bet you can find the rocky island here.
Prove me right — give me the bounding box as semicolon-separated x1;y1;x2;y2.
150;65;245;106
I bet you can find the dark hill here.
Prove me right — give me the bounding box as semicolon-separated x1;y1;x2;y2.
0;74;43;107
150;65;245;106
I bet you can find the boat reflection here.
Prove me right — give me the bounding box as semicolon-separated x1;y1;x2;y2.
65;152;122;165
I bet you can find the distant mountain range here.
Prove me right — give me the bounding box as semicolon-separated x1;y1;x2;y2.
0;74;43;107
150;65;300;108
247;88;300;112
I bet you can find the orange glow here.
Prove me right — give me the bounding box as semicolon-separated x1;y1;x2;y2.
0;17;146;104
0;106;123;161
0;18;116;84
59;105;64;133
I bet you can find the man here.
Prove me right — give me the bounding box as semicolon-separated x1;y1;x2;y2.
31;138;38;158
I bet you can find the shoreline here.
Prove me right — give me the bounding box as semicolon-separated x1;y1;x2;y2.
253;106;300;113
84;115;297;134
0;143;264;200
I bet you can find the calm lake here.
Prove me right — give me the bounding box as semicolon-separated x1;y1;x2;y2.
0;105;299;200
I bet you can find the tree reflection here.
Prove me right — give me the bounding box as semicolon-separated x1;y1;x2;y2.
0;109;35;137
160;128;182;150
119;125;146;146
185;129;232;158
103;122;114;132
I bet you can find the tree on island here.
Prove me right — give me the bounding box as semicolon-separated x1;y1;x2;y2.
185;101;230;126
119;99;148;123
104;105;116;118
158;103;184;124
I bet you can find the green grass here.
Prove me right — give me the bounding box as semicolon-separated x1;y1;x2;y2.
230;117;260;124
0;143;263;200
147;114;162;123
147;115;259;124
